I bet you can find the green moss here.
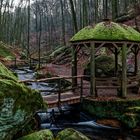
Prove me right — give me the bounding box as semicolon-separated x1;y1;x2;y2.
71;22;140;42
0;41;14;58
82;98;140;128
0;62;44;140
18;130;54;140
122;113;138;128
0;62;18;81
50;46;71;58
84;55;120;77
56;128;90;140
126;107;140;113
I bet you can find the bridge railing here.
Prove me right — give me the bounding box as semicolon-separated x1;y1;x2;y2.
20;75;90;106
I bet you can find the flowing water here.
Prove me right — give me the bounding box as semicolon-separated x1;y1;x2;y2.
14;67;140;140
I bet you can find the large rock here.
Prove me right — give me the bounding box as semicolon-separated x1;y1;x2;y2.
84;55;118;78
83;98;140;128
56;128;90;140
0;62;44;140
17;130;54;140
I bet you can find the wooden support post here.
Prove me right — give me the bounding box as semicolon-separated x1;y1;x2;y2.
115;48;118;76
122;43;127;98
14;57;17;68
72;46;77;89
134;47;138;75
58;79;61;107
80;76;83;102
90;42;96;97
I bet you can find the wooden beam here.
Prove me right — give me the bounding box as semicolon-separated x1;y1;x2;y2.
72;45;78;88
90;42;97;97
134;47;138;75
115;48;118;76
122;43;127;98
71;40;140;46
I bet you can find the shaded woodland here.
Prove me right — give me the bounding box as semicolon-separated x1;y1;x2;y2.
0;0;140;60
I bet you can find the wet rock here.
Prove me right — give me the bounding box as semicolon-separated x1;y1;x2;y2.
0;62;44;140
83;98;140;129
56;128;90;140
84;55;119;79
17;130;54;140
122;113;138;128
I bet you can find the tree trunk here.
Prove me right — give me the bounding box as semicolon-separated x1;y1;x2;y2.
60;0;66;46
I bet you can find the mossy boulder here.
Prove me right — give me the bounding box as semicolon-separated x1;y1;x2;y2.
18;130;54;140
82;98;140;128
122;113;139;128
71;21;140;42
49;46;71;58
84;55;118;77
0;41;14;58
56;128;90;140
0;62;44;140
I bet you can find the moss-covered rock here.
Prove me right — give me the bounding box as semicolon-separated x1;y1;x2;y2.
17;130;54;140
0;41;14;58
56;128;90;140
84;55;119;77
82;98;140;128
122;113;139;128
0;62;44;140
49;46;71;58
126;106;140;113
0;62;18;80
71;21;140;42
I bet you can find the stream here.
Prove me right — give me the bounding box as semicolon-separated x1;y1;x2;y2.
14;67;140;140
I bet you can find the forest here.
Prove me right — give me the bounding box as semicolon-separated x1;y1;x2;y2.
1;0;140;140
0;0;140;59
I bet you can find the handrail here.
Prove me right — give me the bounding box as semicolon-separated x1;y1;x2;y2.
18;74;139;107
19;75;90;83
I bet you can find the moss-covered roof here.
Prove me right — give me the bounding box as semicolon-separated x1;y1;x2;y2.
70;21;140;42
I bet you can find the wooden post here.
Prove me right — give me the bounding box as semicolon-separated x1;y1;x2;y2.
14;57;17;68
72;45;77;89
134;47;138;75
58;79;61;107
115;48;118;76
90;42;96;97
80;76;83;102
122;43;127;98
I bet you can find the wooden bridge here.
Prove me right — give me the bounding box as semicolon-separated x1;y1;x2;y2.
20;76;89;108
20;75;139;108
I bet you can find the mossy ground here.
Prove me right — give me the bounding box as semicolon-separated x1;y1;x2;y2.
82;98;140;128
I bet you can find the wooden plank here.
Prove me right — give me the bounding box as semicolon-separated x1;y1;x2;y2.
96;86;120;89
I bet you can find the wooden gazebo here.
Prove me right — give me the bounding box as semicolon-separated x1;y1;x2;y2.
70;20;140;98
